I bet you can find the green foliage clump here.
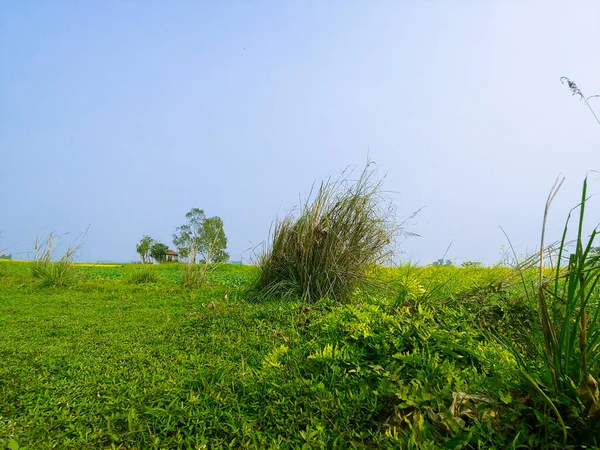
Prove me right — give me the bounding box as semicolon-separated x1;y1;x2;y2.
126;267;158;284
182;263;204;288
257;164;402;303
301;297;516;448
149;242;168;263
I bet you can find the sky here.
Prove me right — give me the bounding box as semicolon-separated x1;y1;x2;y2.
1;0;599;265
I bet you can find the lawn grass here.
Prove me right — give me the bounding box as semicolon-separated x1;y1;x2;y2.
0;260;596;449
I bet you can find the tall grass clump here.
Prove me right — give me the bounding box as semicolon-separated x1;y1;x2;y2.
501;176;600;445
257;164;406;303
31;231;84;287
181;241;203;287
182;263;204;288
127;267;158;284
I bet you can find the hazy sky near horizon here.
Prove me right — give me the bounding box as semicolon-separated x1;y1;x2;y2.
1;1;599;264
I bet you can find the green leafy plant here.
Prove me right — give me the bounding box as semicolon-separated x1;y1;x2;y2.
257;163;410;303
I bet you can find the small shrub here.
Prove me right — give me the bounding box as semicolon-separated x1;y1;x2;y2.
257;163;409;303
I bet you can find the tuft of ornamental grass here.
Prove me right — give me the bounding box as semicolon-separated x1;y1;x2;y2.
31;232;83;288
127;267;159;284
538;177;600;427
256;164;408;303
182;263;205;288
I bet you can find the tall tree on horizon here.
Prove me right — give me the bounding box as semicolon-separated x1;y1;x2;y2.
135;235;154;264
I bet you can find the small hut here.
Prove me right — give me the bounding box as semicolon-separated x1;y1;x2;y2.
166;249;179;262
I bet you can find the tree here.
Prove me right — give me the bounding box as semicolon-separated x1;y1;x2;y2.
173;209;229;264
199;216;229;263
172;208;206;264
461;261;482;268
136;235;154;264
433;259;454;267
149;242;168;263
0;230;9;258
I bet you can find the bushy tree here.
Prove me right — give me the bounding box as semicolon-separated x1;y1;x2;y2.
136;235;154;264
461;261;482;268
173;208;206;264
173;209;228;264
433;259;454;267
199;216;229;263
149;242;168;263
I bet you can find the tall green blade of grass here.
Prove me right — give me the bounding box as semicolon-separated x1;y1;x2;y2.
498;176;600;445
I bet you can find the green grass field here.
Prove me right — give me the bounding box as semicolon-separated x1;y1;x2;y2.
0;260;597;449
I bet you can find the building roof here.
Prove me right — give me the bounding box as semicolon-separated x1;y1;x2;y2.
166;249;178;256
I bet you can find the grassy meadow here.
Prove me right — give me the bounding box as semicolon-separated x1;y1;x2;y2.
2;259;597;449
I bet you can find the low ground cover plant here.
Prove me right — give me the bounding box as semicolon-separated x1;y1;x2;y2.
1;257;597;449
0;173;598;448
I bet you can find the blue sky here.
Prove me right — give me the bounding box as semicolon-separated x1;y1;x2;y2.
1;0;599;264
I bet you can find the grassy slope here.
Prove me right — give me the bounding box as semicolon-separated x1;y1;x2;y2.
0;261;586;449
